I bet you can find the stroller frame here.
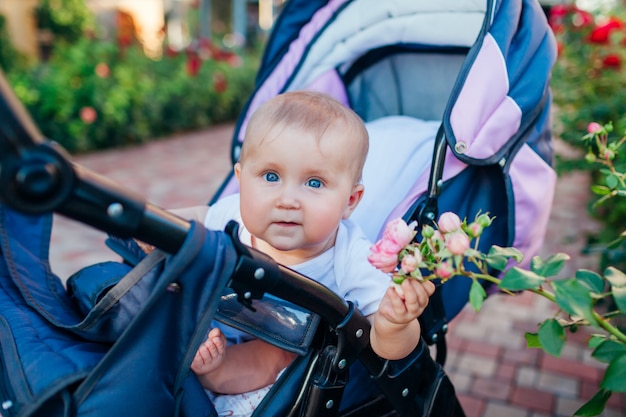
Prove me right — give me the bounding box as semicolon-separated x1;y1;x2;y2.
0;0;557;414
0;68;461;416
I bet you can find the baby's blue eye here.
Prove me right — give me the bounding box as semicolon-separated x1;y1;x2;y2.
306;179;322;188
263;172;279;182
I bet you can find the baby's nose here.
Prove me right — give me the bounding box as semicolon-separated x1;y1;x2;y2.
276;187;301;209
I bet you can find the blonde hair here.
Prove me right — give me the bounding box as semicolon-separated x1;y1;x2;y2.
241;91;369;182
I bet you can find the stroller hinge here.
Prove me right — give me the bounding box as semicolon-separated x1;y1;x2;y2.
333;302;371;373
226;221;282;310
300;346;347;417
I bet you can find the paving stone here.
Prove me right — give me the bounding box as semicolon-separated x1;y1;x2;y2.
510;386;555;414
457;393;486;417
483;402;529;417
471;377;512;401
516;366;538;387
540;354;603;382
456;352;497;377
448;372;472;393
536;371;579;397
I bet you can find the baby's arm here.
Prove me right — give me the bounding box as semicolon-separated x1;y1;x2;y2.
368;279;436;360
192;334;296;394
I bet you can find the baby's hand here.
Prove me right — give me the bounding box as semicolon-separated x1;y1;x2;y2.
135;239;155;254
191;328;227;376
378;279;435;325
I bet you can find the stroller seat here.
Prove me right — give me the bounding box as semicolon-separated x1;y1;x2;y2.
0;0;557;416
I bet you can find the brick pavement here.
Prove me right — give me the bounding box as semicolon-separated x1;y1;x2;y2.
47;124;625;417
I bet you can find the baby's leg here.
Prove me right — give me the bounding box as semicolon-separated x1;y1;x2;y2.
191;327;227;376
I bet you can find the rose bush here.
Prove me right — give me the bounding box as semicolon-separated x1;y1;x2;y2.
369;125;626;416
549;3;626;271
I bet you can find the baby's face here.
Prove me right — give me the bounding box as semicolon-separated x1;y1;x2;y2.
235;123;363;265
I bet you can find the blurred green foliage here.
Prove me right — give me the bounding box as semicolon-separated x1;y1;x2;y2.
549;4;626;265
3;36;258;153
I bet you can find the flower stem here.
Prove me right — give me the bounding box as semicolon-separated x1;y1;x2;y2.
592;310;626;344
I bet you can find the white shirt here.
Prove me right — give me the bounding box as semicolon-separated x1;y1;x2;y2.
204;194;391;317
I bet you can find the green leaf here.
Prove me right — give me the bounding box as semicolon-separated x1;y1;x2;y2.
531;253;570;277
525;332;542;349
575;269;605;293
552;279;597;326
601;353;626;392
499;267;545;291
590;185;611;195
607;232;626;249
485;246;524;270
488;245;524;263
538;319;566;357
605;175;618;189
605;267;626;313
588;335;605;349
486;255;507;271
592;340;626;363
469;279;487;312
573;389;612;416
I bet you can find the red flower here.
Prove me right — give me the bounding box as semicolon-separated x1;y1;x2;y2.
589;18;624;44
164;45;178;57
602;54;621;69
80;107;97;124
186;53;201;76
572;9;594;28
549;4;570;18
213;72;228;93
95;63;110;78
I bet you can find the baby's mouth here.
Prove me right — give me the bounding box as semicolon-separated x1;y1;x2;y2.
274;221;299;227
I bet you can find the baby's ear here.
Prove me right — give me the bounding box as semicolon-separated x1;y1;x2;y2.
342;183;364;219
234;162;242;181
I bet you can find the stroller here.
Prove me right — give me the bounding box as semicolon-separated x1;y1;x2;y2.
0;0;557;416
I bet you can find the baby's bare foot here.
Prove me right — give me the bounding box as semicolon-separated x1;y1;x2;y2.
191;328;227;375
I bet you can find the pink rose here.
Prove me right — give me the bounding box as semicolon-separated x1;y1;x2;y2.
368;240;399;273
587;122;602;134
382;218;416;249
437;212;462;234
446;233;470;256
435;262;454;280
400;254;418;273
468;222;483;238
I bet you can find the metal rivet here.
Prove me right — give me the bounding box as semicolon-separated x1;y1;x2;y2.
326;400;334;409
425;212;435;220
454;142;468;154
166;283;181;293
338;359;347;369
442;324;448;333
244;291;252;299
436;179;443;188
431;333;438;342
402;388;409;397
107;202;124;217
233;145;241;160
254;268;265;280
355;328;363;338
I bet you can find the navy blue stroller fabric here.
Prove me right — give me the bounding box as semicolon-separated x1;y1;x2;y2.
0;204;237;417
